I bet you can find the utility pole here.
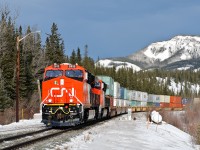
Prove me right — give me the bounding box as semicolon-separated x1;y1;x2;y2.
15;31;40;122
16;36;20;122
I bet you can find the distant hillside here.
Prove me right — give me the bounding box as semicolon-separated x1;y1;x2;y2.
96;59;141;71
97;35;200;71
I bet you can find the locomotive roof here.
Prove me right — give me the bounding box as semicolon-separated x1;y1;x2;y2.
45;63;85;70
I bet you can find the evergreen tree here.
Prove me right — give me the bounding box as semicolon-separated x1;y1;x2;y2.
76;47;82;65
44;37;51;65
82;44;89;68
19;26;42;99
70;49;76;64
31;31;44;79
45;22;65;65
0;11;16;110
82;45;95;73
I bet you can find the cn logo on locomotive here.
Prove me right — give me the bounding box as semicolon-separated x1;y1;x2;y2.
50;87;75;98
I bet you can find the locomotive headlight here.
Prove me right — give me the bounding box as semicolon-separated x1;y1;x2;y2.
48;99;52;103
70;99;73;103
60;79;64;85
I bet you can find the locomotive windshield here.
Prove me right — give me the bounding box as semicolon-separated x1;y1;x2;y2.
45;70;63;80
65;70;83;81
94;82;101;89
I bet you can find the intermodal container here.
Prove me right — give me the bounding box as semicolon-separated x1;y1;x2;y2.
114;82;120;98
113;98;117;107
121;99;125;107
170;96;182;104
124;88;127;100
148;94;160;103
160;102;170;108
164;95;170;103
147;102;154;106
136;101;141;106
141;92;148;101
97;75;114;96
159;95;165;103
130;100;137;107
136;91;142;101
128;90;136;100
125;99;130;106
182;98;191;106
120;87;127;100
169;103;183;108
126;89;130;100
154;102;160;107
118;99;122;107
148;94;154;102
141;101;147;107
154;95;160;103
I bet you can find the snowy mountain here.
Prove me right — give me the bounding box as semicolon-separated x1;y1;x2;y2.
97;35;200;71
128;35;200;68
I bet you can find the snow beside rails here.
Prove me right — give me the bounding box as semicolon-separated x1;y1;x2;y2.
0;112;199;150
0;118;44;132
55;112;197;150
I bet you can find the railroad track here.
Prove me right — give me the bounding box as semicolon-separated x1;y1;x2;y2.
0;128;56;150
0;124;46;133
0;114;124;150
0;128;52;143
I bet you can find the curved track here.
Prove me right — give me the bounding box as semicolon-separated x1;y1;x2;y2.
1;128;70;150
0;128;52;143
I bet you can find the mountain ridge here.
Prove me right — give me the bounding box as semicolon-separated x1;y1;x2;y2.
97;35;200;71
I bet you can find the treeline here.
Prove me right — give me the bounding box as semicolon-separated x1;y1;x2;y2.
0;8;199;112
93;66;200;98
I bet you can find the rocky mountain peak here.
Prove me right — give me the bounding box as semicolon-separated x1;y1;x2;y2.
97;35;200;71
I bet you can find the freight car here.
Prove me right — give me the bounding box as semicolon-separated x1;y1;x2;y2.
41;63;129;127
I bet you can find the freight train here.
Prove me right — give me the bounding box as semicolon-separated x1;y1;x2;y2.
41;63;186;127
41;63;128;127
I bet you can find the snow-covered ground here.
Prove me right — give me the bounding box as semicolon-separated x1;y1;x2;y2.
0;119;42;130
0;119;43;132
56;112;197;150
0;118;45;138
0;112;199;150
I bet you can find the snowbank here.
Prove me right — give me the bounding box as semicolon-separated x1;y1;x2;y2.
55;113;196;150
0;112;198;150
0;118;43;132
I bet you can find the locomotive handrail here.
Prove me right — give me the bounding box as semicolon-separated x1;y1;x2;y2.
50;107;70;115
74;95;84;114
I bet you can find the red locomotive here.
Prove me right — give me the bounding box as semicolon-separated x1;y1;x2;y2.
41;63;109;127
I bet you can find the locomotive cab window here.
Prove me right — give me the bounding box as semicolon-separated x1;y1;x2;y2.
94;82;101;89
65;70;83;81
45;70;63;80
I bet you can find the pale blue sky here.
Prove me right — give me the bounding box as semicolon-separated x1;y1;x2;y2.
2;0;200;60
